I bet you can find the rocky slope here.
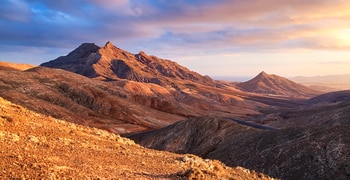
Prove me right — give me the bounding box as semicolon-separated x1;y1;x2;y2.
41;41;214;86
130;116;350;180
237;71;321;98
0;66;189;134
0;97;274;179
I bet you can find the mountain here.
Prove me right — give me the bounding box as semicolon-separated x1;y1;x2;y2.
41;41;213;86
1;62;277;135
40;42;313;115
0;97;273;179
292;74;350;91
129;116;350;180
236;71;321;98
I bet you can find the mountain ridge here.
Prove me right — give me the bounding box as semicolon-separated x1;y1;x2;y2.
41;41;214;86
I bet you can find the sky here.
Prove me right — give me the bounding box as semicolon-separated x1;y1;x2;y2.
1;0;350;79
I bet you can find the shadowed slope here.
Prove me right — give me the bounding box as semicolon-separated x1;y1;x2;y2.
264;90;350;128
130;116;350;180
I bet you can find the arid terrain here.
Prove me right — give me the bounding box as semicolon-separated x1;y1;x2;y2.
130;116;350;180
1;41;349;179
0;97;273;179
236;71;321;98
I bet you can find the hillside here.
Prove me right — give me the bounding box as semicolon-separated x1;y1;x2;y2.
261;90;350;128
0;61;34;71
0;97;273;179
130;116;350;180
0;66;189;134
1;63;282;134
236;71;321;98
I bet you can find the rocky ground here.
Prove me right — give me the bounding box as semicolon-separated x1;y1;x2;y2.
0;97;273;179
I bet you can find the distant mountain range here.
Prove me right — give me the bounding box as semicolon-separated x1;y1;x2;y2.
292;74;350;91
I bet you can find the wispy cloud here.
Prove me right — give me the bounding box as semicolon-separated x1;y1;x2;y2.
1;0;350;74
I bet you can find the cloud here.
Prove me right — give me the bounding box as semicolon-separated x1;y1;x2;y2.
1;0;350;59
0;0;31;22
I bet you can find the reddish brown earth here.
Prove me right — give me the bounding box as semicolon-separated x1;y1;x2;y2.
0;66;188;134
41;41;214;86
0;97;274;179
237;71;321;98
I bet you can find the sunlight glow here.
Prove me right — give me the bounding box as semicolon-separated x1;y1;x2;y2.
335;29;350;46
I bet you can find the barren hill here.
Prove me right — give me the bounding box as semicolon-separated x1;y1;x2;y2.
0;66;190;134
0;97;273;179
236;71;321;98
130;116;350;180
41;41;213;86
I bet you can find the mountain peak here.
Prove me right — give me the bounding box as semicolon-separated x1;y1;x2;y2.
258;71;267;75
237;71;321;98
255;71;269;79
77;42;99;50
138;51;147;56
104;41;114;48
